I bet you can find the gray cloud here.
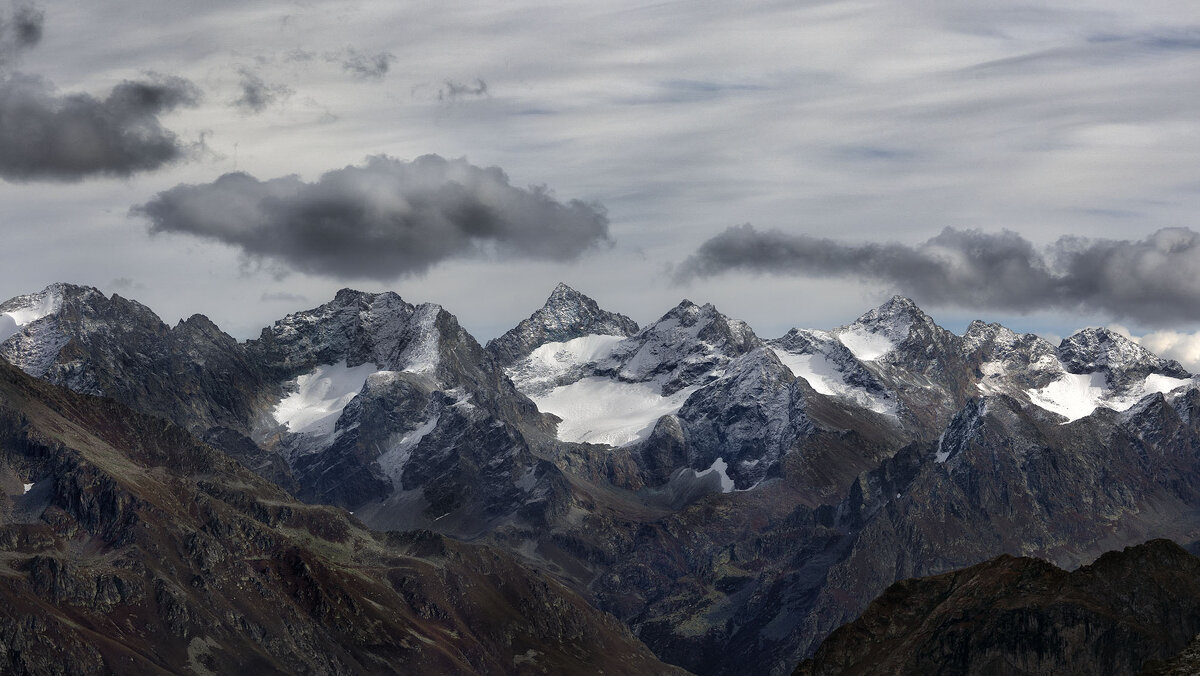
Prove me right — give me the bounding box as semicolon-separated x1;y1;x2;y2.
335;48;393;80
260;291;308;303
0;2;42;65
134;154;612;280
232;67;292;114
677;225;1200;326
439;78;488;102
0;72;200;182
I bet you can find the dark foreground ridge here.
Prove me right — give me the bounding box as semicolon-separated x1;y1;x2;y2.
795;539;1200;676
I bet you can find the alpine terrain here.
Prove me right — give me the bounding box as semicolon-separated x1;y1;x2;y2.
4;281;1200;674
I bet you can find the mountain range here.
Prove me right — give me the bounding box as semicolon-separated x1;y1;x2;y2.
4;281;1200;674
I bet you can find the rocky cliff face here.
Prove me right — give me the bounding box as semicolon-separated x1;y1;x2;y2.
0;360;680;675
795;539;1200;676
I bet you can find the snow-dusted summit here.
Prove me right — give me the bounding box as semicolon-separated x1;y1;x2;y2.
514;297;760;447
486;282;638;367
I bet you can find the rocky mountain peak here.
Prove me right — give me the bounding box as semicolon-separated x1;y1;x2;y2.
251;289;421;372
485;283;638;366
1059;327;1189;381
599;300;759;394
833;296;948;364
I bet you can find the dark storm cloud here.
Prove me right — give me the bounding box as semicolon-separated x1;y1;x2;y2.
335;48;393;80
0;72;200;181
0;2;42;65
134;154;613;279
232;67;292;114
677;224;1200;325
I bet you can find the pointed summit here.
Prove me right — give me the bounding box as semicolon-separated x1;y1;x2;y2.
835;296;930;361
850;295;930;329
486;283;638;366
602;299;759;393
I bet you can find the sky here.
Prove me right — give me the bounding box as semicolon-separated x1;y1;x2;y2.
5;1;1200;366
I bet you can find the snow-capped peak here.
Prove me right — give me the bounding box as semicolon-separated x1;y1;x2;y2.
486;283;638;366
830;296;935;361
603;299;758;391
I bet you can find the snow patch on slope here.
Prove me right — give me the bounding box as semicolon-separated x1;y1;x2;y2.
397;304;441;375
273;361;379;436
507;334;624;395
770;347;895;414
698;457;735;492
0;287;63;344
836;326;898;361
533;376;699;446
1027;371;1194;422
376;416;439;481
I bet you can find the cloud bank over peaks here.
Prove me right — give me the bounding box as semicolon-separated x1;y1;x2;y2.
134;154;613;280
0;73;200;182
677;224;1200;326
0;2;199;182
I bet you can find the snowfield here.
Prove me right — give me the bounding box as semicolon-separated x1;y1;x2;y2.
273;361;380;436
532;376;699;446
506;334;625;394
1027;371;1193;422
770;347;895;414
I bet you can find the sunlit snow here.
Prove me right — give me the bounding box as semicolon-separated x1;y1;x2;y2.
22;482;33;494
770;348;895;414
508;335;625;393
836;327;897;361
0;289;61;344
273;360;379;436
1027;371;1193;422
532;376;698;446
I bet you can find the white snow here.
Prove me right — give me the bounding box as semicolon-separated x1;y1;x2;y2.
976;361;1008;395
530;335;624;372
397;304;441;375
0;314;17;344
507;334;624;393
272;360;379;436
22;482;33;494
1142;373;1195;397
1026;372;1109;421
836;326;897;361
697;457;736;492
769;347;895;415
532;376;699;446
0;288;62;344
376;416;438;481
1026;371;1194;422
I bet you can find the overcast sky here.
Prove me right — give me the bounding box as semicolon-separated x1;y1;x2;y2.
5;0;1200;365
